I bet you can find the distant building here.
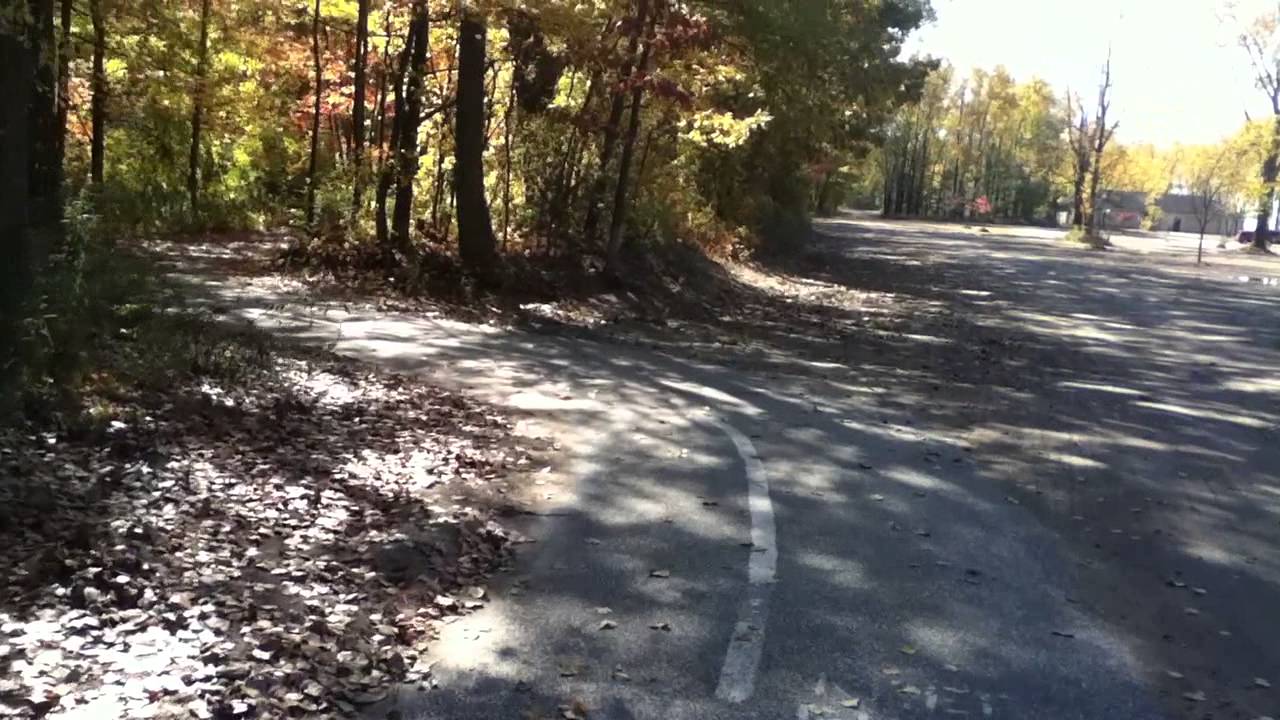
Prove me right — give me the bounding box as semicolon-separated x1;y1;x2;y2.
1091;190;1244;236
1152;194;1242;236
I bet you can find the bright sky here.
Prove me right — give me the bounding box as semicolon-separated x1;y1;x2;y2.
904;0;1274;147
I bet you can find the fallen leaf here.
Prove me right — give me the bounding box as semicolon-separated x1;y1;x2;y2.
597;620;617;631
841;699;861;708
900;645;918;655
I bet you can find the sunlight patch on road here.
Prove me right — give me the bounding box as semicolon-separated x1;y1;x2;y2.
506;390;603;411
793;551;869;592
1132;400;1274;429
900;333;953;345
1057;380;1145;397
1178;540;1242;570
657;379;760;414
1041;451;1106;470
883;466;947;493
1221;376;1280;394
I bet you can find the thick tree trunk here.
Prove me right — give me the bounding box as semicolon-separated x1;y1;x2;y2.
584;0;647;245
1;6;37;352
391;3;428;256
305;0;322;228
30;0;61;230
90;0;106;185
1086;153;1103;234
455;11;497;273
351;0;370;211
188;0;212;214
1071;149;1089;228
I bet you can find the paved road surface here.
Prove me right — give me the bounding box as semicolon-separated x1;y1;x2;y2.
170;216;1280;720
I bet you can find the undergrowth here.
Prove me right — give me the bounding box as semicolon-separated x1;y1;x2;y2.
1;215;276;430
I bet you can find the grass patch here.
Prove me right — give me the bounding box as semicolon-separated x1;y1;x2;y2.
1064;226;1111;250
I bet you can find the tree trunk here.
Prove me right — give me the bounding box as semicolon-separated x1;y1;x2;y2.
305;0;322;229
391;3;428;256
1086;152;1103;233
1;4;38;363
502;77;516;248
604;29;652;275
29;0;61;230
1071;143;1089;228
1255;117;1280;250
89;0;106;185
584;0;648;245
351;0;370;212
455;10;497;274
375;86;400;251
372;10;393;183
188;0;212;214
56;0;72;171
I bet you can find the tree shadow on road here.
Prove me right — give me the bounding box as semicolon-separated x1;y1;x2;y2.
154;215;1280;719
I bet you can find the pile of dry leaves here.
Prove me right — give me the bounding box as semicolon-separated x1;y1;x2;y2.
0;350;533;718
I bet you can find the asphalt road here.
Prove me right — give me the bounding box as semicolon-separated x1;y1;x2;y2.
171;216;1280;720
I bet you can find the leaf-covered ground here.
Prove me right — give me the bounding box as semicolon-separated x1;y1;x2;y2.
1;326;537;719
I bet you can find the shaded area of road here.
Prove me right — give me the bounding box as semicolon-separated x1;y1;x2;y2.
158;215;1280;719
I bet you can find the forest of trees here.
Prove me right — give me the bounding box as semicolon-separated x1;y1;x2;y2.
871;58;1170;236
874;65;1066;224
1;0;933;273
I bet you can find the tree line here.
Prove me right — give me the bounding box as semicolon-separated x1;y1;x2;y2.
872;4;1280;253
2;0;933;278
872;56;1135;239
